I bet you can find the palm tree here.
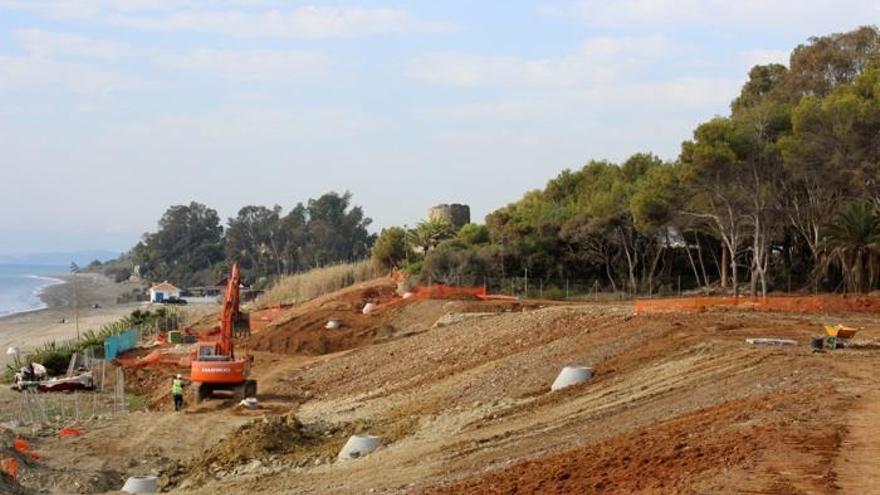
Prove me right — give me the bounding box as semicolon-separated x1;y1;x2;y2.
822;201;880;293
406;219;455;253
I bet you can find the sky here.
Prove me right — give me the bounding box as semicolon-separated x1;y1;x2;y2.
0;0;877;255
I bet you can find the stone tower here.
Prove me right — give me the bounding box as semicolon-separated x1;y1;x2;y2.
427;204;471;230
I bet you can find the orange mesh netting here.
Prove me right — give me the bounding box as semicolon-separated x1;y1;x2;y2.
249;306;287;333
362;284;518;312
12;439;40;461
1;458;18;478
11;440;27;457
116;349;190;368
414;285;488;300
57;427;82;438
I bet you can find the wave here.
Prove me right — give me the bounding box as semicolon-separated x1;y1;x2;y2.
25;274;66;285
0;302;49;318
0;274;66;319
29;275;66;299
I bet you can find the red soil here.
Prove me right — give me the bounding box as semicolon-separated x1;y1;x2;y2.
428;390;841;495
246;279;404;355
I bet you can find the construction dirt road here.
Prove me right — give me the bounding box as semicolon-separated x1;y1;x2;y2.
4;279;880;494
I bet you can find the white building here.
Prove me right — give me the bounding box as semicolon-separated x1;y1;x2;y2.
149;281;182;303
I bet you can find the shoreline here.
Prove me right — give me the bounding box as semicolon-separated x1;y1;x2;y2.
0;272;144;366
0;273;66;320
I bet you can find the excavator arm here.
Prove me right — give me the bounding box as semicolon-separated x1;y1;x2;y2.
218;262;241;357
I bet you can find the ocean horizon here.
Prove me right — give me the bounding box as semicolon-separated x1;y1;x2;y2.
0;264;66;318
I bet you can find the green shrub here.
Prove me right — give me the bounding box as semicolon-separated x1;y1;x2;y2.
3;308;181;382
421;241;501;286
371;227;408;268
541;288;566;300
404;260;423;276
457;223;490;245
41;350;73;376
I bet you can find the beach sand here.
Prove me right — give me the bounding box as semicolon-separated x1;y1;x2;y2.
0;272;144;367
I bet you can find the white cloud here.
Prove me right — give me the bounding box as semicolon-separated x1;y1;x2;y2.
408;35;675;88
109;7;452;38
640;76;741;107
12;29;135;60
0;55;150;93
417;76;739;123
739;48;789;68
158;48;329;81
0;1;248;18
407;32;741;157
540;0;879;32
0;2;453;38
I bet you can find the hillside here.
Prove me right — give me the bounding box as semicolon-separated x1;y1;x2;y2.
4;278;879;494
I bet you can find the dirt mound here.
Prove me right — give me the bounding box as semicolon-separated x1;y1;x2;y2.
247;278;407;355
247;277;551;356
123;364;188;411
248;307;399;355
164;412;418;491
164;412;315;488
197;413;308;469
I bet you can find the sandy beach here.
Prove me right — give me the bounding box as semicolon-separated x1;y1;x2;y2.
0;272;143;367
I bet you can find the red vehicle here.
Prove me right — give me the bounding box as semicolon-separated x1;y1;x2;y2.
190;263;256;401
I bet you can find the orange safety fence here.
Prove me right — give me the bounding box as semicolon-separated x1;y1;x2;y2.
414;284;518;301
634;295;880;315
12;438;40;461
414;284;488;300
366;284;517;313
58;427;82;438
116;349;190;368
248;306;288;333
1;457;18;479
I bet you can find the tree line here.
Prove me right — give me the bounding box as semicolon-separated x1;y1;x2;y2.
99;191;373;287
373;26;880;296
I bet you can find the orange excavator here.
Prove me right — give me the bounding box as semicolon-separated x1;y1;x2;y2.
190;262;256;402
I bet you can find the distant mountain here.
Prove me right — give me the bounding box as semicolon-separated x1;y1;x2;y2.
0;250;121;266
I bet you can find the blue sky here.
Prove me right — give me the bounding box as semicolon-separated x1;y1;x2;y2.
0;1;876;254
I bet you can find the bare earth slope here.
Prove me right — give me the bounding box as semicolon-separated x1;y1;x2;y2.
188;303;879;494
10;288;880;494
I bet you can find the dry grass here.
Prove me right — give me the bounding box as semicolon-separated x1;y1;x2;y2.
254;260;385;308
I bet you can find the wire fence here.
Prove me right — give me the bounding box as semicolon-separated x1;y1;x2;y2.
0;310;192;428
418;273;711;301
484;275;830;301
0;366;126;428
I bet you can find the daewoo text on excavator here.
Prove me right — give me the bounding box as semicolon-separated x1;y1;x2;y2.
190;262;256;402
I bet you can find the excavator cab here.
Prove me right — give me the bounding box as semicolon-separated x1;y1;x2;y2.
195;343;228;360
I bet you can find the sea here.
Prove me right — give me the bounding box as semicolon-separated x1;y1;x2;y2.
0;264;67;318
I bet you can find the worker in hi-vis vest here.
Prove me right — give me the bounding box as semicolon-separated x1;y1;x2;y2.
171;374;185;411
